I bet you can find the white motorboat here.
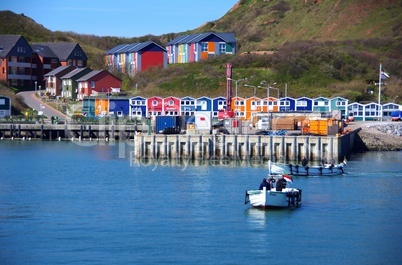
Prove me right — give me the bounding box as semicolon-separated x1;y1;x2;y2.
245;175;302;208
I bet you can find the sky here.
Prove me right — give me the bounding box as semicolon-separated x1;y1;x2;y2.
1;0;239;37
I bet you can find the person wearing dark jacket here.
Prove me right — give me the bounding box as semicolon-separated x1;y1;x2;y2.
302;156;308;166
267;175;276;189
259;178;271;190
276;177;286;191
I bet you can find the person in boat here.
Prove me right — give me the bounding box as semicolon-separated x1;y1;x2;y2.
276;176;286;191
302;156;308;166
259;178;271;190
267;175;276;188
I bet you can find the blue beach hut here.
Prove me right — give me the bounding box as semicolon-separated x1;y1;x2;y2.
195;96;212;112
330;96;348;119
0;95;11;118
278;97;295;112
109;98;130;118
180;96;196;116
212;96;227;118
295;96;313;112
130;96;147;118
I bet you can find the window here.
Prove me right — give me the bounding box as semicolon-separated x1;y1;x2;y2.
152;100;158;106
219;43;226;53
0;99;5;105
296;101;307;107
235;100;239;106
17;46;26;53
168;100;174;106
202;42;208;52
90;81;95;88
336;101;346;106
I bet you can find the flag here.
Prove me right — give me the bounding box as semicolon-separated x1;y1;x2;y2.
283;174;293;183
381;69;390;79
268;161;285;174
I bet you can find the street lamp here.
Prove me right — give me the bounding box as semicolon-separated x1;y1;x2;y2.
35;81;37;94
244;84;257;97
227;77;247;99
270;86;280;99
258;82;279;112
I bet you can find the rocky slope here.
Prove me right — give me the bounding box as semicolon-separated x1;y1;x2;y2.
355;123;402;151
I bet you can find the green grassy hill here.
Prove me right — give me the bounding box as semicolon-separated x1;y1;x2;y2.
197;0;402;52
0;0;401;115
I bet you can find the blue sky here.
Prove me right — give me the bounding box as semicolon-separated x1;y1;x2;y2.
2;0;239;37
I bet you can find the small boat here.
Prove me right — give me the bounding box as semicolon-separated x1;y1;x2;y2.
245;175;302;208
271;162;346;176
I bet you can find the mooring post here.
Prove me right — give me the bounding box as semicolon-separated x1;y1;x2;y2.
152;134;156;159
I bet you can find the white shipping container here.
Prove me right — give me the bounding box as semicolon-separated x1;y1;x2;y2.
194;112;212;133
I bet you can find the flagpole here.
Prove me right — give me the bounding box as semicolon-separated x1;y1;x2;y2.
378;63;382;106
378;64;382;121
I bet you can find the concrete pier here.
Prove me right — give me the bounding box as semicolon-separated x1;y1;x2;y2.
132;132;358;162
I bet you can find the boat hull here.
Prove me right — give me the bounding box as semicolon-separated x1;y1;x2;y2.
274;163;345;176
245;187;302;208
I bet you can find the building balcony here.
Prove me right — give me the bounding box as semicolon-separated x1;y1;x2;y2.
8;74;32;80
8;62;32;68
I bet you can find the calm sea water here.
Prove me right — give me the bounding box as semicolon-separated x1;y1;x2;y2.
0;141;401;265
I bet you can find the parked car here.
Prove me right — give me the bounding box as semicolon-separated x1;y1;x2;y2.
391;110;402;121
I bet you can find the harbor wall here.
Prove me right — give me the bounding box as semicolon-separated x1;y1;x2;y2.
132;133;358;162
0;123;360;162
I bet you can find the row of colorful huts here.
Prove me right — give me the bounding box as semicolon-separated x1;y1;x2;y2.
105;32;237;75
83;95;402;121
